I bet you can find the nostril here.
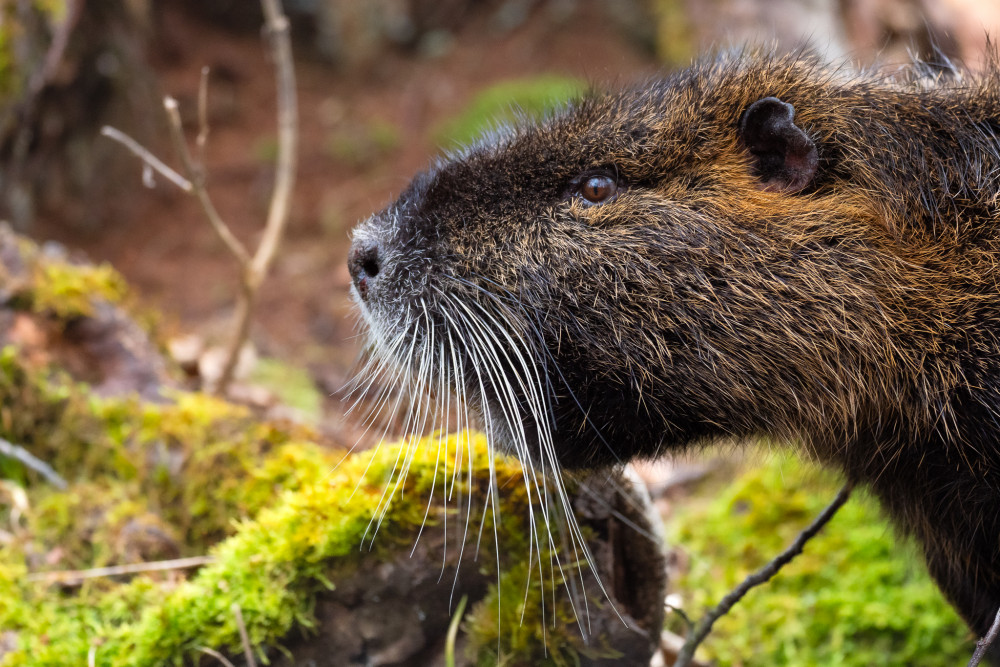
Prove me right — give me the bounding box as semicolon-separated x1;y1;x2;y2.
348;242;381;300
360;248;380;279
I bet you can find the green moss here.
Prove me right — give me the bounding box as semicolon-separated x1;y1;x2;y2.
248;358;323;424
1;316;973;665
0;25;12;101
29;261;128;319
0;432;579;666
467;557;620;667
0;347;334;569
0;233;131;321
667;452;973;665
34;1;68;20
434;76;586;149
456;462;615;666
0;5;22;101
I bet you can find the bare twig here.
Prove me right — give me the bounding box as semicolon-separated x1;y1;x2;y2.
232;602;258;667
28;0;83;98
101;0;297;397
968;606;1000;667
197;646;237;667
213;0;298;394
162;97;251;268
6;0;84;180
0;437;68;489
672;482;854;667
100;126;192;192
252;0;298;282
27;555;214;583
197;66;211;162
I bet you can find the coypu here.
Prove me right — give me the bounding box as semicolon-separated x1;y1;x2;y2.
347;51;1000;643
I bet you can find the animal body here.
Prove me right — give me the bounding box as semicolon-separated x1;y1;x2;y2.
348;51;1000;642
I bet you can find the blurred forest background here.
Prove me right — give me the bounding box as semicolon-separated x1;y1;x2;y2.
2;0;998;445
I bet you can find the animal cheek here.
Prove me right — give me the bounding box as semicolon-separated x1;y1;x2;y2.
565;199;590;219
564;198;622;227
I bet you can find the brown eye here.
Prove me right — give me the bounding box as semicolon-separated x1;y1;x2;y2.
578;174;618;205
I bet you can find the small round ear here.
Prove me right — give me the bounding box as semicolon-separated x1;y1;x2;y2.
738;96;818;193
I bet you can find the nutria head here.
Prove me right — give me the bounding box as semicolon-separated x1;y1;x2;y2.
349;50;1000;638
348;52;966;473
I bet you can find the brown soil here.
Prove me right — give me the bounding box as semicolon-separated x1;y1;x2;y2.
34;2;658;433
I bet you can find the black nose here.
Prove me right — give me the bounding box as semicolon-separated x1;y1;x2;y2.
348;241;381;300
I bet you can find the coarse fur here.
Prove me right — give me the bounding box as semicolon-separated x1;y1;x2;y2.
348;49;1000;642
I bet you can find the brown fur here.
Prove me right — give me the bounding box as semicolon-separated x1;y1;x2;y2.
349;50;1000;639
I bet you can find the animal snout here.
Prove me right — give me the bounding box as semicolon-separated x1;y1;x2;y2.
348;240;381;301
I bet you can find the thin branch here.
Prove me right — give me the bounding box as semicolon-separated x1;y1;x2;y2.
6;0;84;176
28;0;83;98
968;606;1000;667
27;555;215;583
213;0;298;394
100;0;297;398
0;437;67;489
197;647;237;667
253;0;298;282
162;97;251;268
100;126;192;192
232;603;258;667
672;482;854;667
197;66;211;163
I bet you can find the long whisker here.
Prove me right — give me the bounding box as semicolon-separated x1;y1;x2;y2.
455;294;600;634
345;264;628;643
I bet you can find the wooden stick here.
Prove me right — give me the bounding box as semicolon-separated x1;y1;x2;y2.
672;483;853;667
232;602;258;667
162;96;251;268
968;605;1000;667
0;437;67;489
197;647;236;667
100;126;192;192
101;0;297;397
27;555;214;583
213;0;298;394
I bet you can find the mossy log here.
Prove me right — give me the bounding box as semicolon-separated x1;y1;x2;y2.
0;227;666;666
